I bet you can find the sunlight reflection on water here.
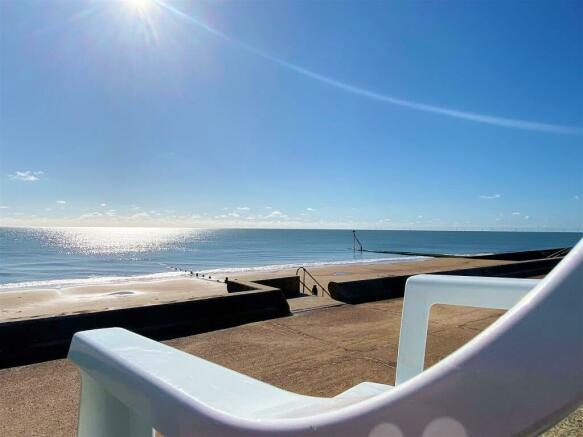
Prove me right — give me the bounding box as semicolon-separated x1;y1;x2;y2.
33;227;203;255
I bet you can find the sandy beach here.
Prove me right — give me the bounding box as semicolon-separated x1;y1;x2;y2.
225;255;514;287
0;276;228;322
0;256;512;322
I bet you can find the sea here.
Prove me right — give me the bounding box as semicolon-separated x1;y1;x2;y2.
0;227;581;290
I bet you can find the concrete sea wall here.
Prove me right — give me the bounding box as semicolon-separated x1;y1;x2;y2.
328;257;561;304
0;289;290;369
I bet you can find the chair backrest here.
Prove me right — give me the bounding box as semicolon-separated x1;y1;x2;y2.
356;238;582;436
395;274;540;385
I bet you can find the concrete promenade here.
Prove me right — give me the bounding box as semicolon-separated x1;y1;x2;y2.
1;293;580;435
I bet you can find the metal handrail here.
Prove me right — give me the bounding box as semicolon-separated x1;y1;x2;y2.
295;266;331;297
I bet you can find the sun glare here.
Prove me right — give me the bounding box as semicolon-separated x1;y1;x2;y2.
123;0;154;15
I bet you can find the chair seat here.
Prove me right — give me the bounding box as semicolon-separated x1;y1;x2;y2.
264;382;393;419
334;382;393;400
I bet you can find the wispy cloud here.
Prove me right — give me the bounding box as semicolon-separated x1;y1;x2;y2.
130;212;150;219
306;207;315;212
265;210;289;219
575;195;581;201
0;208;577;231
8;170;44;182
512;211;521;215
78;212;103;219
236;206;250;211
0;205;9;209
478;194;501;199
160;2;583;136
100;203;108;207
56;200;67;205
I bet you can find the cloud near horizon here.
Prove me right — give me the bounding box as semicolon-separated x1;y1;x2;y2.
265;210;288;219
0;210;564;231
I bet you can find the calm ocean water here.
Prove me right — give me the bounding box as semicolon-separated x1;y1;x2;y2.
0;227;581;289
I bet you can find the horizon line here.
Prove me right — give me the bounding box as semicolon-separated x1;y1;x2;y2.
1;224;581;233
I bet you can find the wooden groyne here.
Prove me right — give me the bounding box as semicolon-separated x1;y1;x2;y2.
360;247;571;260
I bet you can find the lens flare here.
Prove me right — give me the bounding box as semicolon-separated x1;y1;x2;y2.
123;0;153;15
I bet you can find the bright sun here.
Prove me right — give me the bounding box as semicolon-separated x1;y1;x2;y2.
123;0;153;14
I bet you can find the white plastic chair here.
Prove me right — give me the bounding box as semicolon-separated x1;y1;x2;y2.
68;239;583;436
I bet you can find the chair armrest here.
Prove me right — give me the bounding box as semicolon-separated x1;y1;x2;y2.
68;328;316;436
395;275;540;385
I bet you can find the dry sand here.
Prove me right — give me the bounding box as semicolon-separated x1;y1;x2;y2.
0;277;227;322
0;257;510;322
226;256;514;296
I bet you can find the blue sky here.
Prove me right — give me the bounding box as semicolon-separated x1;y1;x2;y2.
0;0;581;230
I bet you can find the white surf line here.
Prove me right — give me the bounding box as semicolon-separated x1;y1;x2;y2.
157;1;582;136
